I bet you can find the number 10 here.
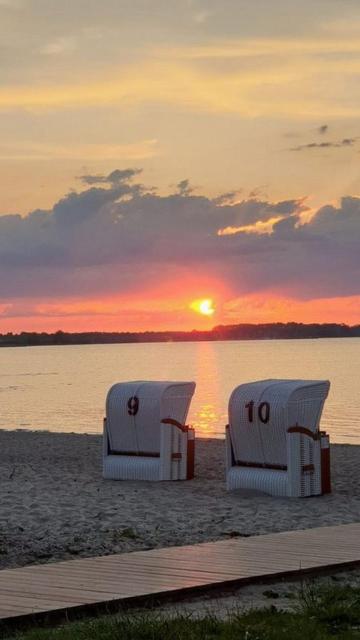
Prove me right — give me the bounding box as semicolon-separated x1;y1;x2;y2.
245;400;270;424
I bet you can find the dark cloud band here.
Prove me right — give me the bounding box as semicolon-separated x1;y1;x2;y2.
0;169;359;301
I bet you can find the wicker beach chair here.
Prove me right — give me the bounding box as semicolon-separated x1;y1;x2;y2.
225;379;331;497
103;381;196;481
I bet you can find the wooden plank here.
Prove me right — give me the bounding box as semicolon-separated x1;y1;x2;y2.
4;560;243;578
0;561;298;589
0;551;354;586
0;595;77;610
0;570;222;587
103;554;337;573
0;583;122;600
0;569;238;586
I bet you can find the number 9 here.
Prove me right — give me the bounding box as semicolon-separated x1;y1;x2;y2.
127;396;139;416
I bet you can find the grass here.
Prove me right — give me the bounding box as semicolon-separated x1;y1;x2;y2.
3;583;360;640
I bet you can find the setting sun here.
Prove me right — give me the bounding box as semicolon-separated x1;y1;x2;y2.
190;298;216;316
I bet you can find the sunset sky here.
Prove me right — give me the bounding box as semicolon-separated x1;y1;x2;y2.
1;0;360;332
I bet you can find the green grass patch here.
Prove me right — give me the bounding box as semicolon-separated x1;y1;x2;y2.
4;582;360;640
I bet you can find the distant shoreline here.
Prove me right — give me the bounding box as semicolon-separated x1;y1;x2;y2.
1;322;360;347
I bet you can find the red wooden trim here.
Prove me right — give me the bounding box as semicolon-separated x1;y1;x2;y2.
235;460;287;471
109;450;182;461
287;425;320;440
161;418;189;433
234;461;315;473
109;450;160;458
302;464;315;473
321;432;331;494
187;435;195;479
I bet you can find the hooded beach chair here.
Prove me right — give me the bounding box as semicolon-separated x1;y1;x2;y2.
103;381;196;481
225;379;331;497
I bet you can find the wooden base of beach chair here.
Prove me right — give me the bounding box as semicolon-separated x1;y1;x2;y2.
321;432;331;494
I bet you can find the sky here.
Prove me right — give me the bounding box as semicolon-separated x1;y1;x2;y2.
1;0;360;332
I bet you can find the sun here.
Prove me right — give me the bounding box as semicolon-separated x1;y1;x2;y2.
190;298;215;316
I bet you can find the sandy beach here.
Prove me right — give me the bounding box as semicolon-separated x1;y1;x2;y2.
0;430;360;572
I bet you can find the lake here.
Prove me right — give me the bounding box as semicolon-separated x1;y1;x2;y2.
0;338;359;443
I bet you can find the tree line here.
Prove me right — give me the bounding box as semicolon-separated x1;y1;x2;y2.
1;322;360;347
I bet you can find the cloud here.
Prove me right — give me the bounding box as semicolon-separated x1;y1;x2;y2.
0;169;359;309
4;37;360;119
78;168;142;186
318;124;328;135
3;1;360;125
176;179;194;196
290;138;357;151
212;190;243;206
40;37;77;56
193;10;213;24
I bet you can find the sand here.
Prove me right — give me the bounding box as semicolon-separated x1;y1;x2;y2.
0;430;360;573
150;567;360;617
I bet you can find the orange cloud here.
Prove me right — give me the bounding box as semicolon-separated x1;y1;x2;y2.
218;215;285;236
2;45;360;119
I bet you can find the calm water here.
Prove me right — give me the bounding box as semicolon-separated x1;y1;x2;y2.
0;339;359;443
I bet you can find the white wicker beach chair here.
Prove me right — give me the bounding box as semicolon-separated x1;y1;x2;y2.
226;379;331;497
103;381;196;481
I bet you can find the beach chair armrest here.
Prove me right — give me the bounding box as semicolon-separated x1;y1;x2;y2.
287;425;320;440
161;418;189;433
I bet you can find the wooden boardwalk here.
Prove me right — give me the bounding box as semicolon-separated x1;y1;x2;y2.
1;523;360;627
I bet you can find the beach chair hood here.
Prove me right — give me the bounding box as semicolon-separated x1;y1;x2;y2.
106;381;196;455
